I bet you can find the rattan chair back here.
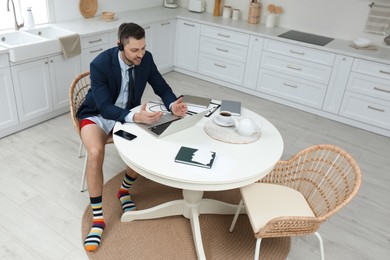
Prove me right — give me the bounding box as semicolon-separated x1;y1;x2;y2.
257;144;362;237
69;71;91;136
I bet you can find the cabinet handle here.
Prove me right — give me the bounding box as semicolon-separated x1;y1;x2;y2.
88;39;102;44
290;49;305;55
283;82;298;88
143;26;151;30
367;105;385;112
379;69;390;75
374;87;390;93
214;63;227;68
217;33;231;38
161;22;170;26
183;22;195;27
216;47;229;53
287;65;302;71
90;48;103;53
45;61;48;64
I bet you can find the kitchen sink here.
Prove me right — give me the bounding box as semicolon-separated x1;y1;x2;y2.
0;26;75;63
0;31;43;47
24;25;75;39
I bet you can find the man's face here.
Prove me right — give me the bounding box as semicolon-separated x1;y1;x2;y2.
122;37;146;65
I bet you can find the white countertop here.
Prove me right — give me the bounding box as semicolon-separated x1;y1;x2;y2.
2;6;390;64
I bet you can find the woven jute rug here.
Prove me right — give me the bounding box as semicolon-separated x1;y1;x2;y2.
81;171;290;259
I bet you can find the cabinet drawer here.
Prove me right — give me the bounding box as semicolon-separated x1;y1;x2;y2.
81;33;110;49
0;54;9;69
200;36;248;63
198;53;245;85
340;91;390;130
347;72;390;102
352;59;390;80
263;39;335;66
257;69;327;109
261;51;332;85
201;25;249;46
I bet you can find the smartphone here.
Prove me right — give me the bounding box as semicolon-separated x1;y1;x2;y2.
114;130;137;141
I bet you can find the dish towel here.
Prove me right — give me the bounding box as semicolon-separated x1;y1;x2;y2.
59;33;81;59
364;2;390;35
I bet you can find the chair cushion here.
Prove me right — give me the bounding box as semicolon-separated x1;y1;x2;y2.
241;183;315;233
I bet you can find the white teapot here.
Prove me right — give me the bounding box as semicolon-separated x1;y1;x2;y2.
234;117;260;137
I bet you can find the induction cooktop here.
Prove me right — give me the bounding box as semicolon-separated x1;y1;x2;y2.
278;30;334;46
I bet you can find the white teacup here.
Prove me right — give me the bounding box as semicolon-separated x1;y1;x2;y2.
216;111;234;125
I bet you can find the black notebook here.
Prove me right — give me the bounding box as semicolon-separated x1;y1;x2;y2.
174;146;216;169
220;100;241;116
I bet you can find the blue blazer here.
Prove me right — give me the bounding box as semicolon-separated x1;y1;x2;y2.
77;47;177;123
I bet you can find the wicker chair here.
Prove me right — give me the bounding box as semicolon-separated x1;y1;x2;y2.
69;71;113;192
229;144;362;260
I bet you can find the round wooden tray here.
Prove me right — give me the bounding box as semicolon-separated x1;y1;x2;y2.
79;0;98;18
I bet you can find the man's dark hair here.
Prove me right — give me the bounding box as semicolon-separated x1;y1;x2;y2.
118;22;145;47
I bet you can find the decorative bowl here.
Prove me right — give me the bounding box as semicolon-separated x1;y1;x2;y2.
353;38;371;48
102;12;115;21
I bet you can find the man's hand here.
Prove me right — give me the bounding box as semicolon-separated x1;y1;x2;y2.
133;103;164;124
171;97;188;117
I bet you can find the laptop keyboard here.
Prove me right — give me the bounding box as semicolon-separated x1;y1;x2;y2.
148;118;181;135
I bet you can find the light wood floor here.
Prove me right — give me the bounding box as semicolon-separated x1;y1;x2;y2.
0;71;389;260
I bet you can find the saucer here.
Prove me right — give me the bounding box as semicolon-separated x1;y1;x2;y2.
213;117;234;127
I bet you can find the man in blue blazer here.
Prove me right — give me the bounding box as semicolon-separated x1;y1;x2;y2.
78;22;187;252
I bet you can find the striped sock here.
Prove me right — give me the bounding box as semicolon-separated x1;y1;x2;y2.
117;173;137;212
84;196;105;252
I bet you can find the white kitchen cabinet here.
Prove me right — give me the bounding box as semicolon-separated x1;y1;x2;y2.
263;39;335;66
0;54;19;132
143;25;153;52
257;39;334;109
243;36;263;90
340;59;390;130
10;54;80;123
198;25;248;86
80;33;110;72
110;21;175;73
11;58;53;122
175;20;201;72
198;53;246;86
151;20;176;73
323;55;353;114
49;54;81;109
257;69;328;109
109;30;119;48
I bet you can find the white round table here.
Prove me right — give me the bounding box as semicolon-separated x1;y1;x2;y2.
113;105;284;260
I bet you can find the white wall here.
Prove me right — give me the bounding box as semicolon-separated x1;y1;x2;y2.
50;0;163;22
51;0;389;47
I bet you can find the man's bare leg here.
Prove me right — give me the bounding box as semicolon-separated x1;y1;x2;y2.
81;124;109;252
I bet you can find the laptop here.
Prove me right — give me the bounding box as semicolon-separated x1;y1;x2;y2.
138;110;208;138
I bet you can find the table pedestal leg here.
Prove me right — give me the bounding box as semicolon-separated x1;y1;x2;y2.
182;190;206;260
121;200;185;222
121;189;245;260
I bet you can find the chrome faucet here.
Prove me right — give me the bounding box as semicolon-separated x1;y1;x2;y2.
7;0;24;31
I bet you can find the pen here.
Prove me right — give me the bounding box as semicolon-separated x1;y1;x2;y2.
187;110;198;115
